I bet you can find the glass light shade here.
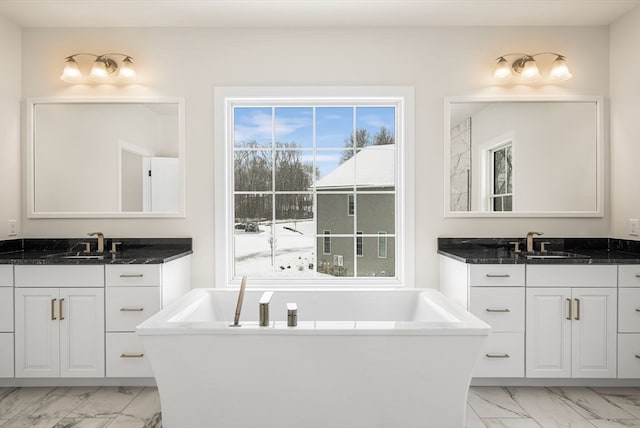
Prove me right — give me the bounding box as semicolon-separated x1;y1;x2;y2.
118;57;136;80
520;59;541;80
494;58;512;79
60;58;82;83
549;56;572;81
90;59;109;80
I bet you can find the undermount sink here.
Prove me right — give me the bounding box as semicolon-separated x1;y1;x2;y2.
523;251;589;260
43;252;106;260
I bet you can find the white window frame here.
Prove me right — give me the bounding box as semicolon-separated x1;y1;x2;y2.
214;86;415;288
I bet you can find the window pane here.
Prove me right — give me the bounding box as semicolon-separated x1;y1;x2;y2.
506;145;513;194
316;236;354;277
275;107;313;149
234;107;272;148
234;234;275;277
315;150;354;188
234;194;272;227
316;107;354;149
317;192;354;234
234;150;273;191
275;150;314;191
274;237;315;276
356;193;394;234
493;148;506;195
275;194;313;235
356;144;395;192
357;236;395;277
492;196;503;212
503;195;513;212
355;106;395;146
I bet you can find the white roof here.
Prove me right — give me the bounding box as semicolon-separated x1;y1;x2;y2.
315;144;395;190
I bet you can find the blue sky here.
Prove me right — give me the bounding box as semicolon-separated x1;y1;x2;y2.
234;105;395;178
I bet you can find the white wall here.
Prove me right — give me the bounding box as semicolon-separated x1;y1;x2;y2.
610;7;640;240
19;26;610;288
0;15;21;239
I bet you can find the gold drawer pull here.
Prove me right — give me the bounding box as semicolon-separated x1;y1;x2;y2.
120;353;144;358
486;353;510;358
635;274;640;278
120;273;144;278
59;298;65;320
51;298;57;320
636;309;640;312
635;355;640;359
486;308;510;313
120;307;144;312
485;274;510;278
566;298;572;320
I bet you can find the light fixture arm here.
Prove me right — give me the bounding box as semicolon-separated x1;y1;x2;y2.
60;52;136;83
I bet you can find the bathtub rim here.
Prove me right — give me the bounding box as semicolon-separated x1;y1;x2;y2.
136;288;490;336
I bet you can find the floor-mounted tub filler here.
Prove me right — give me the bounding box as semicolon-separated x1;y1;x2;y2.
137;288;490;428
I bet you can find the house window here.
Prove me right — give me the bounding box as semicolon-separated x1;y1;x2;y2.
378;232;387;259
215;86;413;286
490;143;513;212
356;231;363;257
323;230;331;255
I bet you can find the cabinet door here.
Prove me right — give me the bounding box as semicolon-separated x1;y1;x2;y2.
15;288;60;377
571;288;617;378
526;288;572;378
59;288;105;377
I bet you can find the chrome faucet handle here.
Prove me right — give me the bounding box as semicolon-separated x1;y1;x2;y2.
287;303;298;327
539;241;551;253
259;291;274;327
508;241;521;253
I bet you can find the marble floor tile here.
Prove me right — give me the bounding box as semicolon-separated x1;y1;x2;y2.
469;387;529;418
548;387;636;421
50;386;100;398
67;386;143;419
0;387;53;420
588;420;640;428
506;387;597;428
592;388;640;419
466;403;487;428
1;391;88;428
0;420;7;427
107;387;162;428
53;417;113;428
482;418;542;428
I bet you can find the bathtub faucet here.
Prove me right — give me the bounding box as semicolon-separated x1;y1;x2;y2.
259;291;273;327
230;275;247;327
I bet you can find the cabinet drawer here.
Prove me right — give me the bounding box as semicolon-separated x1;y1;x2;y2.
469;265;525;287
618;334;640;379
619;288;640;333
0;265;12;286
473;332;524;378
106;333;153;377
106;287;160;332
0;288;13;332
106;265;161;287
15;265;104;287
0;333;13;378
470;287;524;332
526;265;617;287
619;265;640;287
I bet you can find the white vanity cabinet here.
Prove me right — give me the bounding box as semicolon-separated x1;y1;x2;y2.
105;256;190;377
618;265;640;378
525;265;617;378
440;257;525;377
14;265;105;378
0;265;14;378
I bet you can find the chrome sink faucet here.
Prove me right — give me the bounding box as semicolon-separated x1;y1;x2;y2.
526;231;543;253
87;232;105;253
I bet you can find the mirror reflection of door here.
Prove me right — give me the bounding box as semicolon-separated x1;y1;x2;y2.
120;142;151;212
143;157;180;212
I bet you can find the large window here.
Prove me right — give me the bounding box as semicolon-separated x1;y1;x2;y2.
215;87;413;286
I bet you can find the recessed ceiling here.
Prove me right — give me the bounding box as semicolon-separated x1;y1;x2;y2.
0;0;638;28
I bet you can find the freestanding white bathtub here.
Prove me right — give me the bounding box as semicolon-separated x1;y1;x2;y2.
137;288;490;428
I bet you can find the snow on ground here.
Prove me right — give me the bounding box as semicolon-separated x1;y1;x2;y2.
235;219;327;277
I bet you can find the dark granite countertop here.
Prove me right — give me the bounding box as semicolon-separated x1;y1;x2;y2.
0;238;192;265
438;238;640;265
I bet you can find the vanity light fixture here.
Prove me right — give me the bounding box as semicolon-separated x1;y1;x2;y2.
494;52;572;83
60;53;136;83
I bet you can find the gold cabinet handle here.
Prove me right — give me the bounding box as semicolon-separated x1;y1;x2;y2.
59;298;65;320
635;274;640;278
635;355;640;359
485;274;510;278
51;298;57;320
120;307;144;312
486;308;510;313
486;353;510;358
566;298;572;320
120;273;144;278
574;298;580;320
636;309;640;312
120;353;144;358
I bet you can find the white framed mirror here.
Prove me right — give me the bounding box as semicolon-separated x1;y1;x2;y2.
444;96;604;217
27;98;186;218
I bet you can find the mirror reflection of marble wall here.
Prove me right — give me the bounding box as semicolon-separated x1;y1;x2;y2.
31;102;183;216
447;99;601;215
